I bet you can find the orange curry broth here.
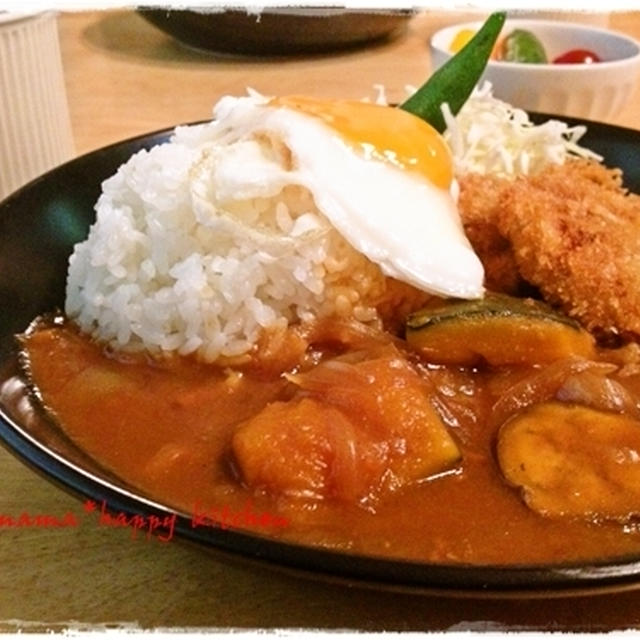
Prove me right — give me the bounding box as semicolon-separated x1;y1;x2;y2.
21;321;640;565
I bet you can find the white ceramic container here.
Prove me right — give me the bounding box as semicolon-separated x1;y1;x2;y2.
0;11;74;200
430;18;640;121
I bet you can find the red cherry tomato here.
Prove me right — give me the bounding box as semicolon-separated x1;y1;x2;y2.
553;49;601;64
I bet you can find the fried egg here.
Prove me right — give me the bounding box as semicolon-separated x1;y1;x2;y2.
200;93;485;299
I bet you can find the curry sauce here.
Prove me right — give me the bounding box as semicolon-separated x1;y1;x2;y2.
18;318;640;566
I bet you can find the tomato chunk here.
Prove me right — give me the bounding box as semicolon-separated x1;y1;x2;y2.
553;49;601;64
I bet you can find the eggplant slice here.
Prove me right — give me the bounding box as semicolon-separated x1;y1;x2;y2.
497;401;640;523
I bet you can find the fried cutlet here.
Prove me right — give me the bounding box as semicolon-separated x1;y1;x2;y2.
458;173;523;295
458;159;640;339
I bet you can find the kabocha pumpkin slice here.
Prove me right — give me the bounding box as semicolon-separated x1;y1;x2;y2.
232;349;461;505
497;402;640;522
405;293;595;366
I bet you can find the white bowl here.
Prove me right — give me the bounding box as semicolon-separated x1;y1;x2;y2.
430;19;640;120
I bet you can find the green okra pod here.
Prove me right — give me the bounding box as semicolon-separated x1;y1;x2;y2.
400;11;507;133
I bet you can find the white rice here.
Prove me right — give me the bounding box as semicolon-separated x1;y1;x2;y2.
66;85;602;363
65;113;386;363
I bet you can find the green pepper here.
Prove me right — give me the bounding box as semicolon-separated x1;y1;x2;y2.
501;29;547;63
400;11;506;133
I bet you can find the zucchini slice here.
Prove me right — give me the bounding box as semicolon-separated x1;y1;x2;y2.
405;293;595;366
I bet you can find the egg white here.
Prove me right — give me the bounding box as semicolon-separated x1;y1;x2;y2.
199;94;485;300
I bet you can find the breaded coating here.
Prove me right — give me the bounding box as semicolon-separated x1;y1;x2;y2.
458;173;523;294
495;160;640;337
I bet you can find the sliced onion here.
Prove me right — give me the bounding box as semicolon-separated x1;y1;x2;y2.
491;358;617;427
556;371;640;419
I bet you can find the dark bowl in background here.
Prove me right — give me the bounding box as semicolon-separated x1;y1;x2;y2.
137;7;413;56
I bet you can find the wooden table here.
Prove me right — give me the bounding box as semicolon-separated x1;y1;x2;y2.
1;9;640;632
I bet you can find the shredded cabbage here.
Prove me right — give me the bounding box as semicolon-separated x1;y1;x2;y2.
372;81;601;179
439;82;603;178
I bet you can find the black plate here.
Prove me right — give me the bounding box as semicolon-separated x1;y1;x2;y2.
1;114;640;597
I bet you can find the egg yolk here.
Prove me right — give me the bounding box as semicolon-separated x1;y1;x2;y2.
270;96;453;190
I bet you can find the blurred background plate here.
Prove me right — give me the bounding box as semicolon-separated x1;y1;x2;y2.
137;7;413;56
